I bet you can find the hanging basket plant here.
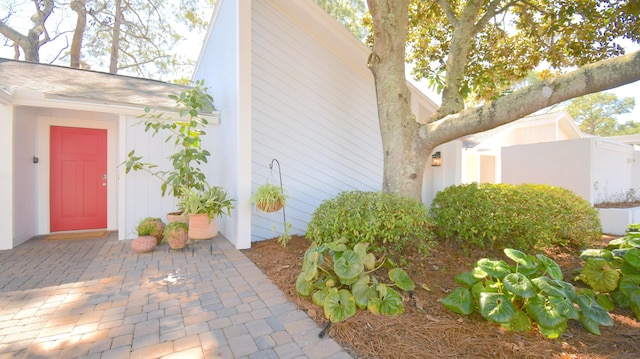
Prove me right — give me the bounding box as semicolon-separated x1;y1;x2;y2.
251;182;287;213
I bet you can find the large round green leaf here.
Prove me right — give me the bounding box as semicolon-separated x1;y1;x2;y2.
580;248;614;261
501;309;532;333
353;242;376;270
478;292;516;323
352;275;376;309
324;288;357;323
619;275;640;297
389;268;415;292
334;250;364;285
596;294;615;312
579;312;602;335
531;277;568;298
504;248;535;269
624;249;640;269
477;258;511;279
525;295;565;329
548;296;579;320
303;251;321;282
535;254;563;280
455;271;479;287
579;259;620;293
296;272;313;297
503;273;536;298
537;319;568;339
376;286;405;316
312;288;330;307
442;287;474;315
576;294;613;327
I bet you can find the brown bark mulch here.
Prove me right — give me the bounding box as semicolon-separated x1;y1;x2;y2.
243;235;640;359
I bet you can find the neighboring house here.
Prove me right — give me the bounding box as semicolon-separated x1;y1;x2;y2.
423;111;587;205
0;59;220;250
0;0;438;250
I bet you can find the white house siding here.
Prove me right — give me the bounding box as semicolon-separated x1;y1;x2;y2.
13;107;38;247
249;0;383;242
194;0;252;248
0;102;14;250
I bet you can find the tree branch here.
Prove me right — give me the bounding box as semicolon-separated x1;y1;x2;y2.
435;0;458;27
422;51;640;147
432;0;484;121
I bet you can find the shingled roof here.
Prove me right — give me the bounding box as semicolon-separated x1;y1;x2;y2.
0;58;187;111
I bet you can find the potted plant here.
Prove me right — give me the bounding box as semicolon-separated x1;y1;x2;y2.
251;182;287;212
180;184;234;240
122;80;214;222
163;221;189;250
131;219;161;253
137;217;165;244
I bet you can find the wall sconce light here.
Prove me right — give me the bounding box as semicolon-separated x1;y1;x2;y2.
431;152;442;167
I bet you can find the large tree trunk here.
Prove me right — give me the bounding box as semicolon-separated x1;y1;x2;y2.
70;0;87;68
366;0;426;199
109;0;123;73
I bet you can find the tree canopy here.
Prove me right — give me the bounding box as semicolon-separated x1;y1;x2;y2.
0;0;215;81
566;92;637;136
365;0;640;198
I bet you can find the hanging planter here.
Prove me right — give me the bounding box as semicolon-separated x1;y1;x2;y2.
251;159;292;246
251;183;287;212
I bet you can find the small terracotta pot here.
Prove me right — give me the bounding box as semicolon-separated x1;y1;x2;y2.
131;235;157;253
165;227;189;249
166;212;188;223
188;214;218;240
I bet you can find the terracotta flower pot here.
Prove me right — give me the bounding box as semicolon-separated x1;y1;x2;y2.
166;212;188;223
165;227;189;249
188;214;218;240
131;235;157;253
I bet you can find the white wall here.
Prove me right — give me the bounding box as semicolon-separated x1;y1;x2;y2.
423;141;462;207
193;0;252;248
591;139;634;204
248;0;383;242
13;107;38;247
502;137;634;204
0;103;14;250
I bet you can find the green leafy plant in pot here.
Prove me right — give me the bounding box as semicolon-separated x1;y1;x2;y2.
122;80;214;221
251;182;291;246
163;221;189;250
136;217;165;245
251;182;287;212
180;184;234;240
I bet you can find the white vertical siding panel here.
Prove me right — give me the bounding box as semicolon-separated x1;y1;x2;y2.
250;0;383;241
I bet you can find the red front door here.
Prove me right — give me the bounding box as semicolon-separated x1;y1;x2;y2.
50;126;107;231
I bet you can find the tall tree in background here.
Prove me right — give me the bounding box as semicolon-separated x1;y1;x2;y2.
314;0;369;40
0;0;56;62
70;0;86;68
80;0;214;79
566;92;637;136
365;0;640;199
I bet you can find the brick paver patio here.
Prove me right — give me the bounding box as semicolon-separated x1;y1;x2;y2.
0;233;351;359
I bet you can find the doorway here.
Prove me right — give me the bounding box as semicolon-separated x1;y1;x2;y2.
49;126;108;231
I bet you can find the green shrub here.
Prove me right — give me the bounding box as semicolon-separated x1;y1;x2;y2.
430;183;601;252
306;191;434;260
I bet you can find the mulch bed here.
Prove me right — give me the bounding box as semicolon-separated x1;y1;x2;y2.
243;235;640;359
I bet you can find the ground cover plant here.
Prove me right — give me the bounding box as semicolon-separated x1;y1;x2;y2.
576;224;640;320
442;248;612;338
295;238;415;324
